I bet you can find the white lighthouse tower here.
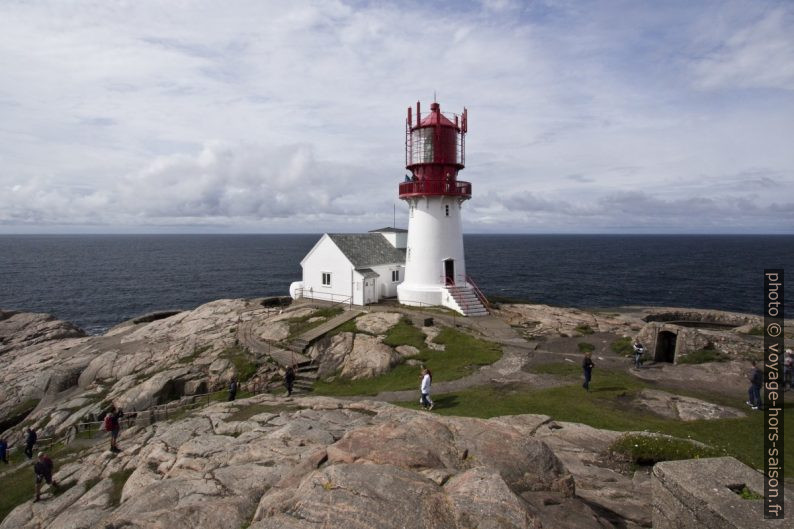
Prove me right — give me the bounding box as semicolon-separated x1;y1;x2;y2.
397;101;488;316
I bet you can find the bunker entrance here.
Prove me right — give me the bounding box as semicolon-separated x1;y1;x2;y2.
655;331;677;363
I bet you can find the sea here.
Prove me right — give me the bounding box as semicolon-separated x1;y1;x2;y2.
0;234;791;335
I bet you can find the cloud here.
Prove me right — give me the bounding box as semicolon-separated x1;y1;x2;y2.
0;0;792;233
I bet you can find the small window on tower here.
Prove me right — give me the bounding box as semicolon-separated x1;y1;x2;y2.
410;204;415;218
407;248;411;261
392;270;400;282
445;205;450;217
321;272;331;287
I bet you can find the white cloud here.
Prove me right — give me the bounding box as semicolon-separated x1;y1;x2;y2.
0;0;792;233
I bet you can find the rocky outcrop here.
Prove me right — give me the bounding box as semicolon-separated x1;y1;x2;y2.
339;334;401;380
354;311;401;335
494;304;637;337
0;395;652;529
633;389;746;421
0;300;327;439
0;311;86;355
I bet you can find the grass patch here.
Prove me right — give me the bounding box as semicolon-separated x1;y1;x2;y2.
575;324;595;335
108;468;135;506
677;348;729;364
610;433;724;466
328;319;358;336
577;342;595;353
526;362;581;377
287;307;343;339
314;327;502;396
0;440;94;521
382;318;427;349
396;370;794;477
220;345;258;382
611;336;634;356
226;403;303;422
746;326;764;336
732;485;764;500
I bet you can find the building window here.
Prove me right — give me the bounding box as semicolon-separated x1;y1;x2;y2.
410;204;415;218
407;248;411;261
392;270;400;282
321;272;331;287
445;204;449;217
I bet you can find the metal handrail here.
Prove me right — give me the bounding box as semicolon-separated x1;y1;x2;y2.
294;288;353;309
465;275;491;311
398;179;471;198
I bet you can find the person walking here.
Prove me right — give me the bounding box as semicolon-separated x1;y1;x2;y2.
33;452;57;502
582;352;595;392
420;368;434;410
284;366;296;397
228;377;238;402
746;360;763;410
0;437;8;464
632;341;645;369
104;406;123;452
24;427;37;460
784;349;793;390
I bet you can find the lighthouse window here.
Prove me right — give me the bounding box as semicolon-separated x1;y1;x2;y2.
410;204;414;218
391;270;400;282
321;272;331;287
445;205;449;217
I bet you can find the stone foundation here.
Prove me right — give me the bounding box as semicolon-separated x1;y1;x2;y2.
652;457;790;528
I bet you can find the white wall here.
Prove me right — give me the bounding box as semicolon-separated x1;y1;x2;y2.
371;264;404;298
398;196;466;306
379;231;408;249
301;235;355;304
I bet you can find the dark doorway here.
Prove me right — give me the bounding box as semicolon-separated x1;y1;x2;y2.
655;331;677;363
444;259;455;285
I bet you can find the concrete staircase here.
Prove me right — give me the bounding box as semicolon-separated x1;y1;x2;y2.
444;285;489;316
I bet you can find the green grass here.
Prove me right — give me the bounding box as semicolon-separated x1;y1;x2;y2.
108;468;135;506
746;326;764;336
287;307;343;339
734;485;764;500
0;439;95;521
526;362;581;377
575;324;595;335
577;342;595;353
314;326;502;396
220;345;259;382
394;367;794;477
611;336;634;356
328;319;358;336
677;348;729;364
609;433;724;466
382;318;427;349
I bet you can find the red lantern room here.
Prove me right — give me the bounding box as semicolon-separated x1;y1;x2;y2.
399;101;471;200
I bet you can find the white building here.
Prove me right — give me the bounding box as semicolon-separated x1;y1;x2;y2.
290;228;406;306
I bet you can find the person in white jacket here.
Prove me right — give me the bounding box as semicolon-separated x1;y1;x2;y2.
420;368;434;410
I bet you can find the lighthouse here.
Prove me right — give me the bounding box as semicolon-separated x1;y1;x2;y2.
397;101;488;316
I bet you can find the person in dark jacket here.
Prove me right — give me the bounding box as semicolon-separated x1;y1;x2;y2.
105;406;123;452
228;377;238;401
33;452;57;502
24;427;37;460
0;437;8;464
582;352;595;392
284;366;296;397
746;360;763;410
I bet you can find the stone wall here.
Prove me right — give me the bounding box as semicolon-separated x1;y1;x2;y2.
652;457;791;528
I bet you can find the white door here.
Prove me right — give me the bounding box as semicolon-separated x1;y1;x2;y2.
364;279;377;304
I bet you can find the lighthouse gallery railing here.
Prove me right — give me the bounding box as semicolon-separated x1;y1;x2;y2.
398;179;472;198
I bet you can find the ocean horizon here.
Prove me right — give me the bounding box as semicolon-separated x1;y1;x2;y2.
1;233;791;334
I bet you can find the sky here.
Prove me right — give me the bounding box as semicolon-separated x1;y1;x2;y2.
1;0;793;234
